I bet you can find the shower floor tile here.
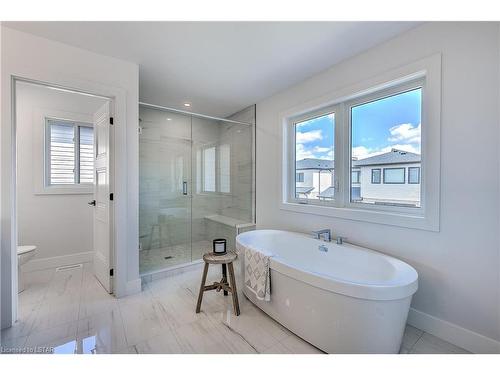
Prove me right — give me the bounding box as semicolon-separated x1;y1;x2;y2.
139;240;211;274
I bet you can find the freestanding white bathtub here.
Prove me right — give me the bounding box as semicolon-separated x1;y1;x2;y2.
236;230;418;354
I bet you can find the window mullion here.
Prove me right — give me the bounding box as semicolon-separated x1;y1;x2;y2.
335;103;349;208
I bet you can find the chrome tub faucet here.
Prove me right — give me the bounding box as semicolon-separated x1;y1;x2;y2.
312;229;331;242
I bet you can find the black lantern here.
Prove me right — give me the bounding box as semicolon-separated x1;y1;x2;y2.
213;238;227;255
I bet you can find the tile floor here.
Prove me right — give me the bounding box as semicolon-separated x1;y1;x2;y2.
1;263;470;354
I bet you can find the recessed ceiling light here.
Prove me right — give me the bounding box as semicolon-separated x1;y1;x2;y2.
183;102;191;107
166;118;172;121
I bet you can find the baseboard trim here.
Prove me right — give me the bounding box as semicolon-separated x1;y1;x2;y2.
23;251;93;272
407;308;500;354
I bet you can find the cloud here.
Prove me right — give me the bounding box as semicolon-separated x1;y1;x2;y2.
388;123;421;143
296;130;323;144
352;146;374;159
296;144;316;160
352;144;420;160
312;146;331;153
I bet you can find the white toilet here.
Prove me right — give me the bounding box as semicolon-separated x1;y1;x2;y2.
17;245;37;293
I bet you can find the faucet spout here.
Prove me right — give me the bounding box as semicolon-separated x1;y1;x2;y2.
311;229;331;242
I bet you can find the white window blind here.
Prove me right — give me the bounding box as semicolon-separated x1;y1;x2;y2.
46;118;94;186
79;126;94;184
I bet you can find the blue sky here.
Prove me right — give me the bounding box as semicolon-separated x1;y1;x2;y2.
295;88;421;160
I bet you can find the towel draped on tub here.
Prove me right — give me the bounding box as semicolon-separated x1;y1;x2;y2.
243;245;273;301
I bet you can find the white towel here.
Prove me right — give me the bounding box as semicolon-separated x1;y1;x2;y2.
243;245;272;301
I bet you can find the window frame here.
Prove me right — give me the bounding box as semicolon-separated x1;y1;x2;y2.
382;167;406;185
45;117;94;187
408;166;421;184
371;168;381;184
280;54;441;231
287;104;338;207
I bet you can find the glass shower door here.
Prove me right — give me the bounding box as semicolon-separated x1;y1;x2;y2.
139;107;192;274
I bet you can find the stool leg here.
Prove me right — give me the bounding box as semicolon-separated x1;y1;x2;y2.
196;263;209;313
228;262;240;316
222;264;228;296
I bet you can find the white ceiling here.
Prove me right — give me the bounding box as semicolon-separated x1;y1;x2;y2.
5;22;420;117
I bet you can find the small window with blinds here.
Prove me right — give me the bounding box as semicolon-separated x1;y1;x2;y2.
46;118;94;186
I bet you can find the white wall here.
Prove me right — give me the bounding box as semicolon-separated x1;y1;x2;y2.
1;27;140;328
256;22;500;351
16;82;107;269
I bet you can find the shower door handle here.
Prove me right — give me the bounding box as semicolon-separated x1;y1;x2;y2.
182;181;188;195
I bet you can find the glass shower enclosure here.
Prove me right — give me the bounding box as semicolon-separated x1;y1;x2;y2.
139;103;255;275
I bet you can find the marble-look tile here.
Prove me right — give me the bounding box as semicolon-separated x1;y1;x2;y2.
134;327;185;354
76;308;128;354
25;321;78;354
0;335;28;354
7;262;472;355
262;342;292;354
401;324;424;352
118;290;171;347
172;318;256;354
0;302;39;341
280;334;324;354
18;269;54;306
32;294;81;332
411;333;470;354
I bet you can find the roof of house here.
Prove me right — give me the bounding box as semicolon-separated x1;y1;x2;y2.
318;186;335;198
296;158;334;170
296;186;314;194
295;149;420;171
353;149;420;167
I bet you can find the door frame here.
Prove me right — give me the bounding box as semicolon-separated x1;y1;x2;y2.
1;74;126;328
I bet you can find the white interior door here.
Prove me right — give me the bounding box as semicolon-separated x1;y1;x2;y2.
92;101;113;293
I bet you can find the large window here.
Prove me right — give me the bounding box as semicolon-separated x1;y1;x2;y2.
351;87;421;206
283;56;441;231
293;111;335;201
46;118;94;186
286;79;426;216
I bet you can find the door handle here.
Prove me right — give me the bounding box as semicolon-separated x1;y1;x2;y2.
182;181;188;195
88;200;96;206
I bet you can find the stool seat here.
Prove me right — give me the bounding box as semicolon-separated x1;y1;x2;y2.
202;251;237;264
196;250;240;316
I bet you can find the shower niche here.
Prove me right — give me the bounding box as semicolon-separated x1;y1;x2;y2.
139;104;255;275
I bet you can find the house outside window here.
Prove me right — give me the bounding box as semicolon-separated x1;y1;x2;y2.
296;172;304;182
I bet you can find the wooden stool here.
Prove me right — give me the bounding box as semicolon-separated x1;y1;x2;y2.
196;251;240;316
